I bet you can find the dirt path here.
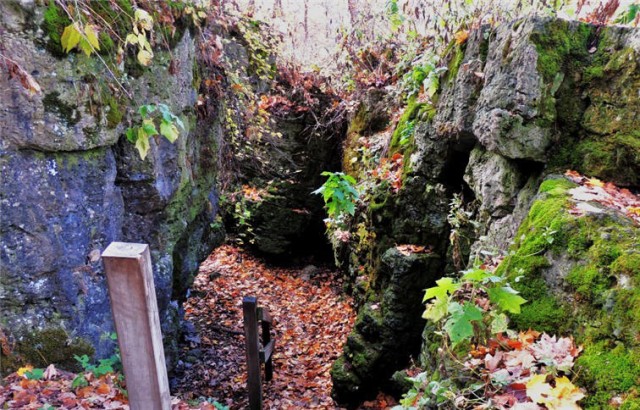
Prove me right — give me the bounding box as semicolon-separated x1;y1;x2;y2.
173;245;358;409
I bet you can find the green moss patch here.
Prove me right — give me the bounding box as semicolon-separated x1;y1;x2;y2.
0;328;94;376
496;176;640;408
42;1;71;56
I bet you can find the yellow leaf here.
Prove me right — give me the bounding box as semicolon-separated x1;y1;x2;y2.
134;9;154;31
527;375;585;409
84;25;100;51
160;121;179;143
454;30;469;45
126;33;138;45
135;128;150;160
586;177;604;187
60;24;81;53
78;38;93;56
17;365;33;377
526;374;549;404
629;207;640;216
137;33;147;47
137;49;153;66
545;376;585;410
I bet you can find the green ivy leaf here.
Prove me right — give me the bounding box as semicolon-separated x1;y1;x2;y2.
487;286;527;314
138;104;156;117
125;127;137;143
141;119;158;137
135;128;151;160
160;120;179;143
25;368;44;380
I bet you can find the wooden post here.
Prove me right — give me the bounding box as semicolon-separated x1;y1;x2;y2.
102;242;171;410
243;296;262;410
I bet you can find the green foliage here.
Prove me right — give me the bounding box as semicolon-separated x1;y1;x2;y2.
400;53;447;100
72;334;122;389
125;103;185;160
423;267;526;346
25;368;45;380
443;301;483;344
386;0;405;32
615;3;640;25
398;120;415;146
313;172;359;222
393;371;483;409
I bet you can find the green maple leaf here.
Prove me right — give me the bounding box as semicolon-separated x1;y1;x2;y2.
422;297;448;322
423;277;459;302
487;286;527;314
444;301;483;344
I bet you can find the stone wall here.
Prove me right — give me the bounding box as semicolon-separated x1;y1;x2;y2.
330;16;640;408
0;1;224;372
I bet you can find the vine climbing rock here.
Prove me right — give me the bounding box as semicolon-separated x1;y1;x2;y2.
330;16;640;407
0;1;224;373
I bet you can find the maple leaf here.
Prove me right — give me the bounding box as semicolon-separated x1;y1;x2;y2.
504;349;536;370
487;285;527;314
444;301;483;344
484;350;504;371
527;375;584;409
526;374;550;403
531;334;581;372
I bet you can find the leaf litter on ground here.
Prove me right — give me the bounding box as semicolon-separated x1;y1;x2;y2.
1;245;398;409
172;245;392;409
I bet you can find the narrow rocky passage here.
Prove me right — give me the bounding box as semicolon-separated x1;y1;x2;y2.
172;245;391;409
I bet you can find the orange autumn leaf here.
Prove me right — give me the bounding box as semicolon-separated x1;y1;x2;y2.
96;383;111;394
519;329;541;346
454;29;470;45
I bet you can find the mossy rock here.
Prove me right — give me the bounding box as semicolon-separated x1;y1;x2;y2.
41;1;71;56
497;176;640;408
0;328;94;376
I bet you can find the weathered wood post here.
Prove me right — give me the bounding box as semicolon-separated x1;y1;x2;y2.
243;296;262;410
102;242;171;410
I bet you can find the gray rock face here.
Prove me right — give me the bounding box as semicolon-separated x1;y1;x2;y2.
0;3;120;151
464;147;523;218
471;19;550;161
0;2;223;371
0;149;122;350
333;16;640;405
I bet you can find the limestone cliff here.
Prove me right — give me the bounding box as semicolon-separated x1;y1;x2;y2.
0;1;224;372
331;17;640;409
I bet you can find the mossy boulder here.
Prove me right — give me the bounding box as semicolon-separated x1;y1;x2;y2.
0;328;94;374
496;177;640;408
332;247;442;403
